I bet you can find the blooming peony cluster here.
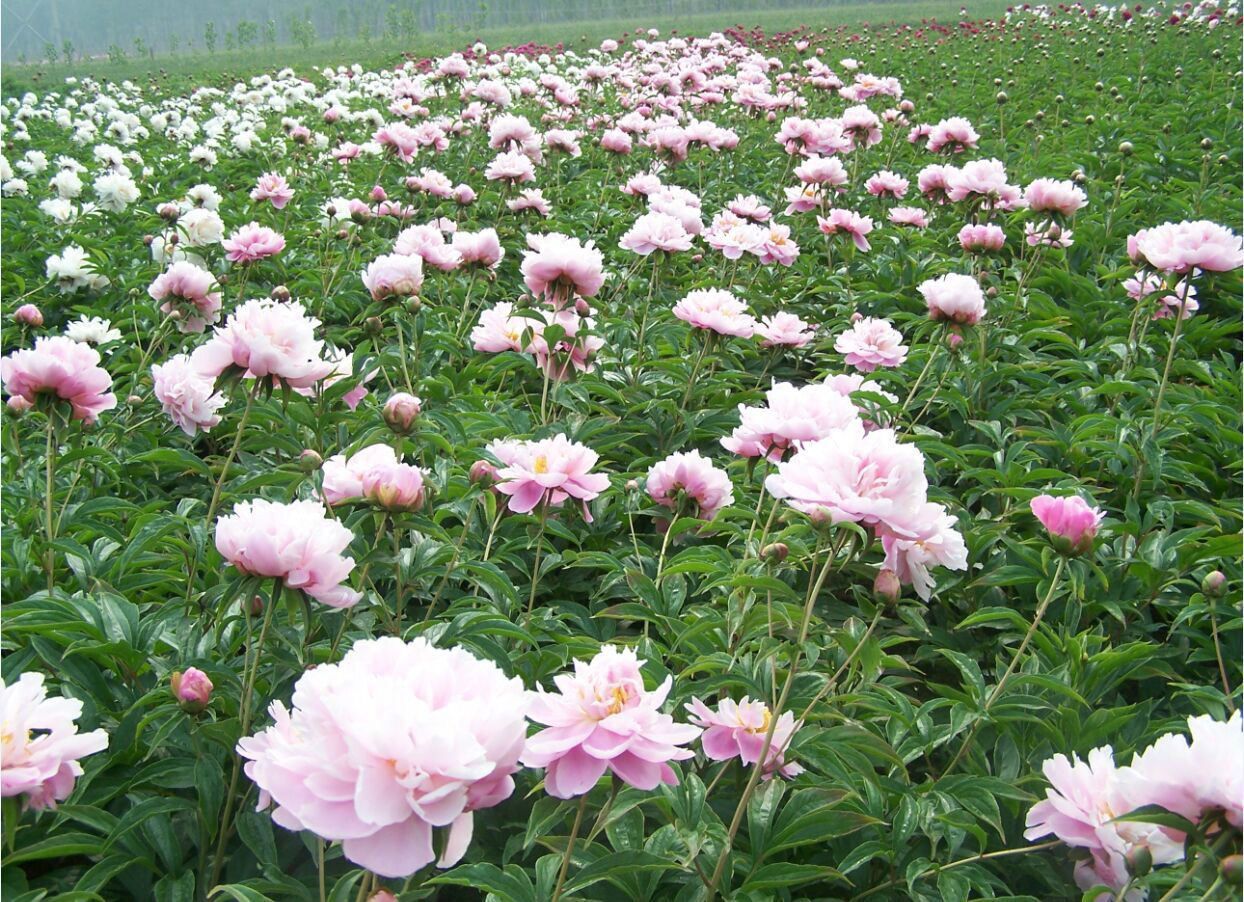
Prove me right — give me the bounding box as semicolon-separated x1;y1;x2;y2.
722;381;861;461
148;261;222;333
834;317;908;373
672;288;756;337
193;298;336;389
152;354;227;436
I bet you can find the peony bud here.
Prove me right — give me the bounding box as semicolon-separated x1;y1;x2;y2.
382;392;421;434
6;396;33;416
170;667;213;713
158;202;180;220
874;568;901;604
946;331;964;352
1124;845;1152;879
368;892;398;902
1202;570;1226;596
761;542;789;564
406;297;422;314
1031;494;1103;556
143;234;155;246
365;316;383;335
1221;854;1243;887
14;304;43;327
270;285;291;302
299;449;323;472
574;297;591;317
624;478;639;492
470;459;498;486
370;185;387;202
248;595;264;617
362;462;425;511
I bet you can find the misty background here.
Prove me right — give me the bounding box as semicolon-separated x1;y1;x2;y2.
1;0;846;63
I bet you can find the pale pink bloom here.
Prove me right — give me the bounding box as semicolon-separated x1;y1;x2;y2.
622;173;663;197
879;502;968;600
394;224;462;271
14;304;43;327
215;498;362;608
764;422;928;536
794;155;848;186
363;461;426;511
484;150;535;183
835;317;908;372
865;170;909;199
307;348;372;411
686;696;803;779
817;209;874;252
775;116;819;154
544;128;581;157
1;336;116;423
374;122;421;161
1153;281;1199;320
673;289;755;338
148;261;222;333
507;188;552;216
488;114;541;161
927;116;979;153
888;206;930;228
453;184;476;205
721;381;860;461
621;211;693;256
520;646;700;798
728;194;771;223
493;433;610;521
382;392;421;434
958;223;1006;252
332;142;362;164
1023;178;1087;217
250;172;294;209
531;310;605;381
918;273;987;325
755;224;800;266
1025;221;1074;249
151;353;226;436
1;672;107;810
238;636;529;877
946;158;1023;210
648;191;704;236
1030;494;1104;555
783;183;823;215
471;302;538;354
452;229;505;269
408;168;454;198
600;129;633;154
756;312;815;348
646;449;734;520
322;444;402;505
1129;220;1244;273
192;299;336;389
706;222;766;260
362;254;424;301
646;125;691;161
222;223;286;264
907;123;933;147
1123;271;1164;302
520;233;605;303
917;163;956;203
841;104;882;148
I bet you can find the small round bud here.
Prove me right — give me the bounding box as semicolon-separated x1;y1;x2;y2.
406;297;422;314
1202;570;1226;596
336;228;350;240
1219;155;1230;166
270;285;291;302
574;297;591;317
142;234;155;246
167;232;179;246
14;304;43;327
624;478;639;492
946;330;964;352
469;459;498;486
1125;846;1152;879
1119;141;1134;155
365;316;383;335
1222;855;1243;887
382;392;421;435
157;202;180;220
1084;114;1095;125
299;449;323;472
761;542;789;564
170;667;213;714
249;594;264;617
126;394;143;406
1200;137;1213;150
874;568;901;604
369;891;399;902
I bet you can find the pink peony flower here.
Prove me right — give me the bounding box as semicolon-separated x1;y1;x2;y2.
1152;281;1199;320
1;672;108;810
756;312;815;348
764;421;928;536
600;129;633;154
322;444;402;505
794;155;848;186
222;223;285;264
918;273;987;325
672;288;756;337
362;254;424;301
151;353;226;437
889;206;931;228
453;184;476;205
917;163;956;203
1129;220;1244;273
238;636;529;877
453;229;505;269
492;434;610;521
471;302;539;354
1023;178;1087;217
484;150;536;183
865;169;909;199
393;224;462;271
755;223;801;266
250;172;294;209
192;299;336;389
14;304;43;327
728;194;772;223
1;336;116;423
685;696;803;779
520;233;605;304
520;646;700;798
1025;221;1074;249
530;309;605;381
645;449;734;520
927;117;979;153
958;223;1006;253
362;461;426;511
721;381;860;461
148;261;222;333
879;502;968;600
834;317;908;372
508;188;551;216
1030;494;1104;555
216;498;362;608
374;122;421;161
783;184;823;216
620;211;694;255
946;158;1022;210
817;209;875;252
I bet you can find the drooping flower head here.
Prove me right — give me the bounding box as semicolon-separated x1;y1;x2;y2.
152;353;226;437
722;381;861;461
520;233;605;305
672;288;756;338
918;273;987;325
362;254;424;301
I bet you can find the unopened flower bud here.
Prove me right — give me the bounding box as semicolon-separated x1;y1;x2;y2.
761;542;788;564
996;91;1008;104
406;296;422;314
299;449;323;472
1200;137;1213;150
170;667;213;713
382;392;421;434
1221;854;1243;887
270;285;291;302
1202;570;1226;596
14;304;43;327
370;185;387;202
143;234;155;246
368;891;398;902
6;396;33;416
947;331;964;351
624;479;639;492
365;316;383;335
249;595;264;617
1125;846;1152;879
574;297;591;316
874;568;901;604
126;394;142;406
337;228;351;239
470;459;498;486
1119;141;1133;155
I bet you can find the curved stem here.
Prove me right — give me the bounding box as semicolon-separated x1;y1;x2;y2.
526;505;548;615
902;338;943;412
44;413;57;593
550;794;588;902
1150;279;1193;441
798;606;885;722
205;382;260;527
851;839;1061;901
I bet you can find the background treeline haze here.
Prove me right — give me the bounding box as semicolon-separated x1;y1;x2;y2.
2;0;867;63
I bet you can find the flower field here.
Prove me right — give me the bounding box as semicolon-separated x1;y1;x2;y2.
1;4;1242;901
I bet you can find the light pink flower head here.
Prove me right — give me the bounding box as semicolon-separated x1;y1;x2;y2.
764;422;928;536
215;498;362;608
530;309;605;381
865;170;909;199
520;233;605;304
322;444;401;505
917;163;956;203
958;223;1006;253
148;261;222;333
223;223;285;264
14;304;43;327
756;312;815;348
685;696;803;779
1025;221;1074;249
170;667;214;710
1129;220;1244;274
452;229;505;269
1;336;117;423
794;155;848;186
238;636;529;877
889;206;930;228
1030;494;1104;555
520;645;700;798
600;129;633;154
728;194;772;223
1;672;107;810
918;273;987;325
152;353;226;436
362;253;425;301
453;184;476;205
817;209;874;252
783;184;823;216
946;158;1022;209
374;122;421;161
834;317;908;373
363;461;426;511
1023;178;1087;218
471;302;539;354
191;299;336;389
393;224;462;271
251;172;294;209
1152;280;1199;320
756;223;801;266
927;116;979;154
492;433;610;522
721;381;860;461
646;449;734;520
484;150;536;183
508;188;551;217
672;288;756;338
620;211;694;256
879;502;968;600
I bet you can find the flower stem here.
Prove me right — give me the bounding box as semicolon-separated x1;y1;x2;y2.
551;794;588;902
205;381;260;527
44;413;57;593
1150;279;1193;441
526;505;548;615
